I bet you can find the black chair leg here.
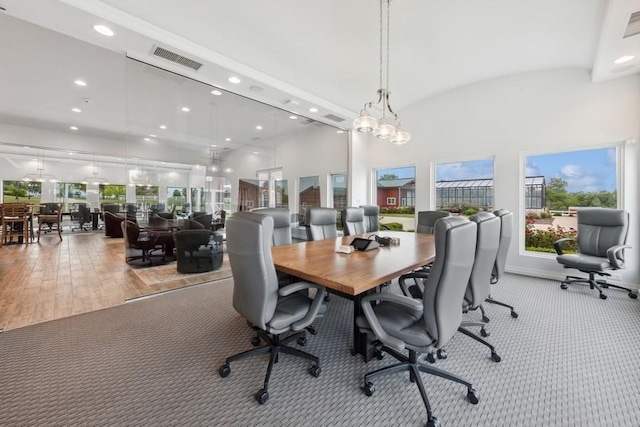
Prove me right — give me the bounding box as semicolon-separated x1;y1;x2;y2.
457;326;501;362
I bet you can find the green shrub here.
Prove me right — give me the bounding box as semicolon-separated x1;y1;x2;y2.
383;222;404;231
462;207;478;216
525;215;577;253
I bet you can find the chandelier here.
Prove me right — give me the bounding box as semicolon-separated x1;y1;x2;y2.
81;158;109;185
353;0;410;145
22;151;58;182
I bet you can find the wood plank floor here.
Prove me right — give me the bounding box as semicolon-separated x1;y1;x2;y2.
0;231;149;331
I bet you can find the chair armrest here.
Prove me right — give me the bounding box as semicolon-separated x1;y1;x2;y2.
398;272;429;298
279;282;324;296
360;293;423;352
554;237;575;255
606;244;631;269
287;282;326;331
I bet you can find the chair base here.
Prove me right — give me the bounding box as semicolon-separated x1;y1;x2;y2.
561;272;637;300
219;328;320;404
485;295;519;318
362;343;478;425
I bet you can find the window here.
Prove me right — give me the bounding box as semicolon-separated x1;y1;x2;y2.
135;185;159;210
523;147;619;254
99;184;126;208
435;159;494;214
56;182;87;212
167;187;186;213
376;166;415;230
386;197;396;205
257;168;284;208
2;181;41;206
299;176;320;225
331;173;347;228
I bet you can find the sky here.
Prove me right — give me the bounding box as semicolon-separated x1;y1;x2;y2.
379;147;617;193
525;147;617;192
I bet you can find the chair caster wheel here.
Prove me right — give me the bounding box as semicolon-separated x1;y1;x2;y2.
297;336;307;346
251;336;261;346
436;349;447;360
324;294;331;302
426;416;441;427
481;315;490;323
599;293;607;300
255;389;269;404
601;283;609;288
491;352;502;363
466;388;479;404
629;292;638;299
510;311;519;319
560;283;568;290
374;349;385;360
219;365;230;378
426;353;436;363
306;325;318;335
363;382;375;397
480;328;490;337
309;365;321;378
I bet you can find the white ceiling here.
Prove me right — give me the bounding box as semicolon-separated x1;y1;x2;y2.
0;0;639;162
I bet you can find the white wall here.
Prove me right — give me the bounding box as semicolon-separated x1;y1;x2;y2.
358;68;640;288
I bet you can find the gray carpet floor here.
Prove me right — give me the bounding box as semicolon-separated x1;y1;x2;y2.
1;274;639;426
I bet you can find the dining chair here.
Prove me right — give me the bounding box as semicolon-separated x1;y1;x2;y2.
1;203;31;245
37;203;62;242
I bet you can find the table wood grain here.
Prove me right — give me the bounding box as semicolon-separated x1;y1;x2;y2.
271;231;435;296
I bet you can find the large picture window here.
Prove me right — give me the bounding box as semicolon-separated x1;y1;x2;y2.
435;159;494;215
376;166;415;231
299;176;320;225
524;146;619;254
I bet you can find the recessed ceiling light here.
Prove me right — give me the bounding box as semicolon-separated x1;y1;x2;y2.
225;137;231;142
69;152;75;155
253;151;259;155
93;24;114;37
289;115;298;120
337;130;345;134
70;126;78;130
149;134;157;138
255;125;263;130
228;76;241;84
159;125;167;129
211;90;222;96
144;138;151;142
74;80;87;87
614;55;634;64
71;108;82;113
309;107;318;113
181;107;190;112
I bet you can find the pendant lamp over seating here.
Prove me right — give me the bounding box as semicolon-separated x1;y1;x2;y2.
353;0;410;145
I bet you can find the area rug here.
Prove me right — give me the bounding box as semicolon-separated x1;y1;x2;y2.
128;257;232;299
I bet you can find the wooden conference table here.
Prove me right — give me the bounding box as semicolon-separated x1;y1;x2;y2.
271;231;436;360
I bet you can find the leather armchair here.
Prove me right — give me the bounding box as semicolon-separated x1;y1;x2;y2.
121;220;163;265
219;212;326;404
104;211;134;238
555;207;635;299
356;216;479;427
174;229;222;273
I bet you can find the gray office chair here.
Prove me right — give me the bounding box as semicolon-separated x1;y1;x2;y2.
398;210;452;298
555;208;636;300
456;212;502;362
305;207;338;240
70;203;91;232
219;212;326;404
416;210;451;234
356;216;479;427
360;205;382;232
482;209;519;320
252;207;292;246
341;207;366;236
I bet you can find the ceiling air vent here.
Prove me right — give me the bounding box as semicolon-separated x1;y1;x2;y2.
323;113;345;122
624;11;640;38
151;46;203;71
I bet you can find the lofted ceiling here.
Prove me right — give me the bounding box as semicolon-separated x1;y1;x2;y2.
0;0;638;163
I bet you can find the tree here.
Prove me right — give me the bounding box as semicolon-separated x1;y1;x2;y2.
545;177;568;210
379;174;399;180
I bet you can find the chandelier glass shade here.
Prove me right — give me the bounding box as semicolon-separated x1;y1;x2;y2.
353;0;411;145
22;151;58;182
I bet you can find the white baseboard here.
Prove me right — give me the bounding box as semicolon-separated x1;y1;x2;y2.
505;266;640;293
